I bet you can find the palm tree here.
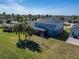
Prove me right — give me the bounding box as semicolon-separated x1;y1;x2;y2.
32;16;37;21
22;21;28;40
14;23;24;41
3;12;6;16
46;14;49;19
2;12;6;19
72;16;77;23
14;16;24;41
14;15;34;41
28;14;32;21
26;26;35;41
59;16;64;21
34;17;37;21
23;20;35;41
0;16;3;24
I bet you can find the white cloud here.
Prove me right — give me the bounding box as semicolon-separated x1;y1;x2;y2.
0;0;79;15
0;0;32;14
0;0;47;15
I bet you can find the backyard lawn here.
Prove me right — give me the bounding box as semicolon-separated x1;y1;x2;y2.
0;28;79;59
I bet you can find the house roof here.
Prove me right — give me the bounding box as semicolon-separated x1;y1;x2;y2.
72;23;79;31
30;19;63;31
35;19;63;25
30;21;46;31
32;26;46;31
3;23;14;27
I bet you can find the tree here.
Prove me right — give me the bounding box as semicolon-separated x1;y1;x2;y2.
37;15;41;19
34;17;37;21
46;14;49;19
28;14;32;21
14;15;35;41
11;13;14;17
22;21;28;40
6;20;11;24
14;23;24;41
14;16;24;41
59;16;64;21
23;21;35;41
72;16;77;23
26;26;35;41
3;12;6;16
32;16;37;21
0;16;3;24
2;12;6;19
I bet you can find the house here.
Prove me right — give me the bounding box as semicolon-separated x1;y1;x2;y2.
70;24;79;39
66;24;79;46
32;19;64;37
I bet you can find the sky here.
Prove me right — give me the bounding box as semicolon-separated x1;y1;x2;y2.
0;0;79;15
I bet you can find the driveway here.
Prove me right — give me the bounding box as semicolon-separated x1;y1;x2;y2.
66;37;79;46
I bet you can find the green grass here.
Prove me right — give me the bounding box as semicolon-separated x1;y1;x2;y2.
0;28;79;59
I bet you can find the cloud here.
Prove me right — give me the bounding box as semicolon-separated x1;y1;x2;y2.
0;0;47;15
0;0;79;15
0;0;32;14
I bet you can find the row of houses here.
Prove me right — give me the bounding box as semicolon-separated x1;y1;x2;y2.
2;17;79;46
3;18;79;39
0;12;79;23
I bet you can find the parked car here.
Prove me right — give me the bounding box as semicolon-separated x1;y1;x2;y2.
3;27;13;32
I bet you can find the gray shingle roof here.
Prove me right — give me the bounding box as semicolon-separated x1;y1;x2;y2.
36;19;63;25
71;23;79;32
30;21;46;31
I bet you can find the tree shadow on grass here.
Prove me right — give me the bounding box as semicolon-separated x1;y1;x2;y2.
43;30;70;41
16;40;42;53
52;30;70;41
34;30;69;41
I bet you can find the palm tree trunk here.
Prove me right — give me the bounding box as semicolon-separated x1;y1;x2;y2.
28;35;31;41
25;34;27;40
18;33;21;41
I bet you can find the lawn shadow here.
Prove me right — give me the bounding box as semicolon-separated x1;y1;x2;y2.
16;40;42;53
35;30;69;41
51;30;70;41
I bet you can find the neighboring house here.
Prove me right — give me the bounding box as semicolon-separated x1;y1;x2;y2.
2;23;14;32
32;19;64;37
66;24;79;46
70;24;79;39
64;16;72;22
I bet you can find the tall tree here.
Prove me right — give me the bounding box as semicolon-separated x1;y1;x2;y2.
14;16;24;41
3;12;6;16
72;16;77;23
46;14;49;19
22;21;28;40
23;21;35;40
2;12;6;19
59;16;64;21
26;26;35;41
28;14;32;21
14;23;24;41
